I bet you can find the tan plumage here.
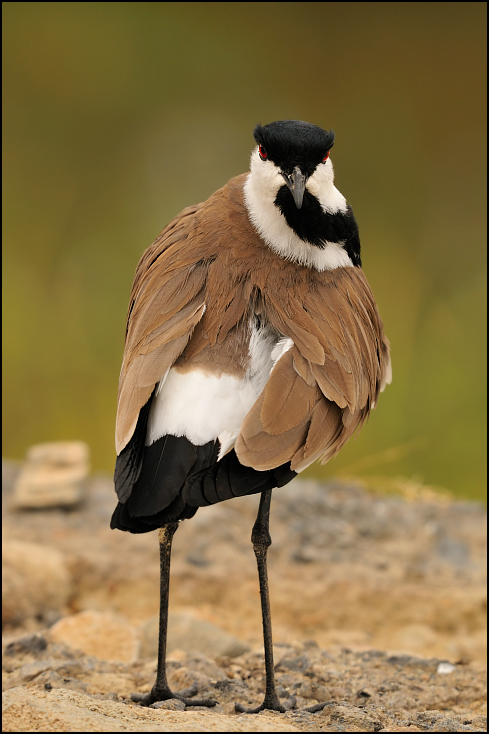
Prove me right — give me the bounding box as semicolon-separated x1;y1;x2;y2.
116;174;391;473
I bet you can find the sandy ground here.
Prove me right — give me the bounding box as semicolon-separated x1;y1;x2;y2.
2;459;487;731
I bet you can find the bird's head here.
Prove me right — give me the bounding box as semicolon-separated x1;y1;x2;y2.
245;120;356;270
250;120;335;211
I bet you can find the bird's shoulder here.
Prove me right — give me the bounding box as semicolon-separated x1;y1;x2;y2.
128;173;252;306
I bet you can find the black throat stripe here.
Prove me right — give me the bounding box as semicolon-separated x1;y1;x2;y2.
274;187;362;267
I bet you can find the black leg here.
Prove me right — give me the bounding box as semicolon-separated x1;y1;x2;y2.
132;524;217;708
235;490;295;713
235;490;330;715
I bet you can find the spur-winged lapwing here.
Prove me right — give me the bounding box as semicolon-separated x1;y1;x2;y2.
111;120;391;712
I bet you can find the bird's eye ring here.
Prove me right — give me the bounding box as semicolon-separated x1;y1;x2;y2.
259;145;268;161
322;152;330;163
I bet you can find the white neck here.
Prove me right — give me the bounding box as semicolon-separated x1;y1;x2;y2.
243;147;353;272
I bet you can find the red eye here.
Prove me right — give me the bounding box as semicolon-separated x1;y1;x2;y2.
323;152;330;162
259;145;268;161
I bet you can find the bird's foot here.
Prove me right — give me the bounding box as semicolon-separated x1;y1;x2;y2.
235;693;296;714
131;681;218;708
302;701;331;713
235;694;331;714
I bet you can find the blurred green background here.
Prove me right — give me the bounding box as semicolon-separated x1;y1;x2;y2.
3;2;486;500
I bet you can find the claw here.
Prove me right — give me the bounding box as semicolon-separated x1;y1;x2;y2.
235;694;296;714
131;683;218;708
235;695;333;715
303;701;331;713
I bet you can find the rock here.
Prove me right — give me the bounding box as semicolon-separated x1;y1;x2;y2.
278;653;311;671
37;668;90;694
1;686;302;732
437;661;457;674
13;441;90;509
324;703;386;731
139;611;249;659
150;698;186;710
2;458;22;493
164;652;228;694
386;653;440;672
295;679;331;701
4;633;48;657
2;539;72;625
471;718;487;730
49;610;140;662
11;658;66;682
432;719;477;732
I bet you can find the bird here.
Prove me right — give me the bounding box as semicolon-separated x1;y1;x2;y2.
111;119;391;713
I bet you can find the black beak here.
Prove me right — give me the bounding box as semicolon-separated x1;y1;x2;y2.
281;166;307;209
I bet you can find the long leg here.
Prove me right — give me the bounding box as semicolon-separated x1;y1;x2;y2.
235;489;295;713
132;523;217;707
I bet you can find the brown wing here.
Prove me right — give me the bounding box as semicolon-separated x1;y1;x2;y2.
235;266;391;472
115;204;210;453
115;173;262;455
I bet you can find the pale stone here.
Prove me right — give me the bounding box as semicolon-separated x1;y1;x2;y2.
49;610;140;663
2;540;72;625
437;661;457;674
139;611;249;660
13;441;90;509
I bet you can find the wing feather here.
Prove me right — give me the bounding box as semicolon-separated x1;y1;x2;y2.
236;266;391;473
236;392;310;469
292;349;317;387
260;348;317;434
115;208;210;454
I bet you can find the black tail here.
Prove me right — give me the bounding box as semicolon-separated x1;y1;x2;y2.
182;450;296;506
111;434;220;533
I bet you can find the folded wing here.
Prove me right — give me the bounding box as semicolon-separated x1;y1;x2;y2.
115;205;209;455
235;266;391;472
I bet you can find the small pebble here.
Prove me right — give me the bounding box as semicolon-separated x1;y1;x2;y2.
150;698;186;711
437;662;457;675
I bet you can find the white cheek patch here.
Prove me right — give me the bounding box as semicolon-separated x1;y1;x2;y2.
244;150;353;272
306;162;348;215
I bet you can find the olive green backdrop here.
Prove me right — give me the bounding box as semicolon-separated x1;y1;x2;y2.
3;2;486;499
